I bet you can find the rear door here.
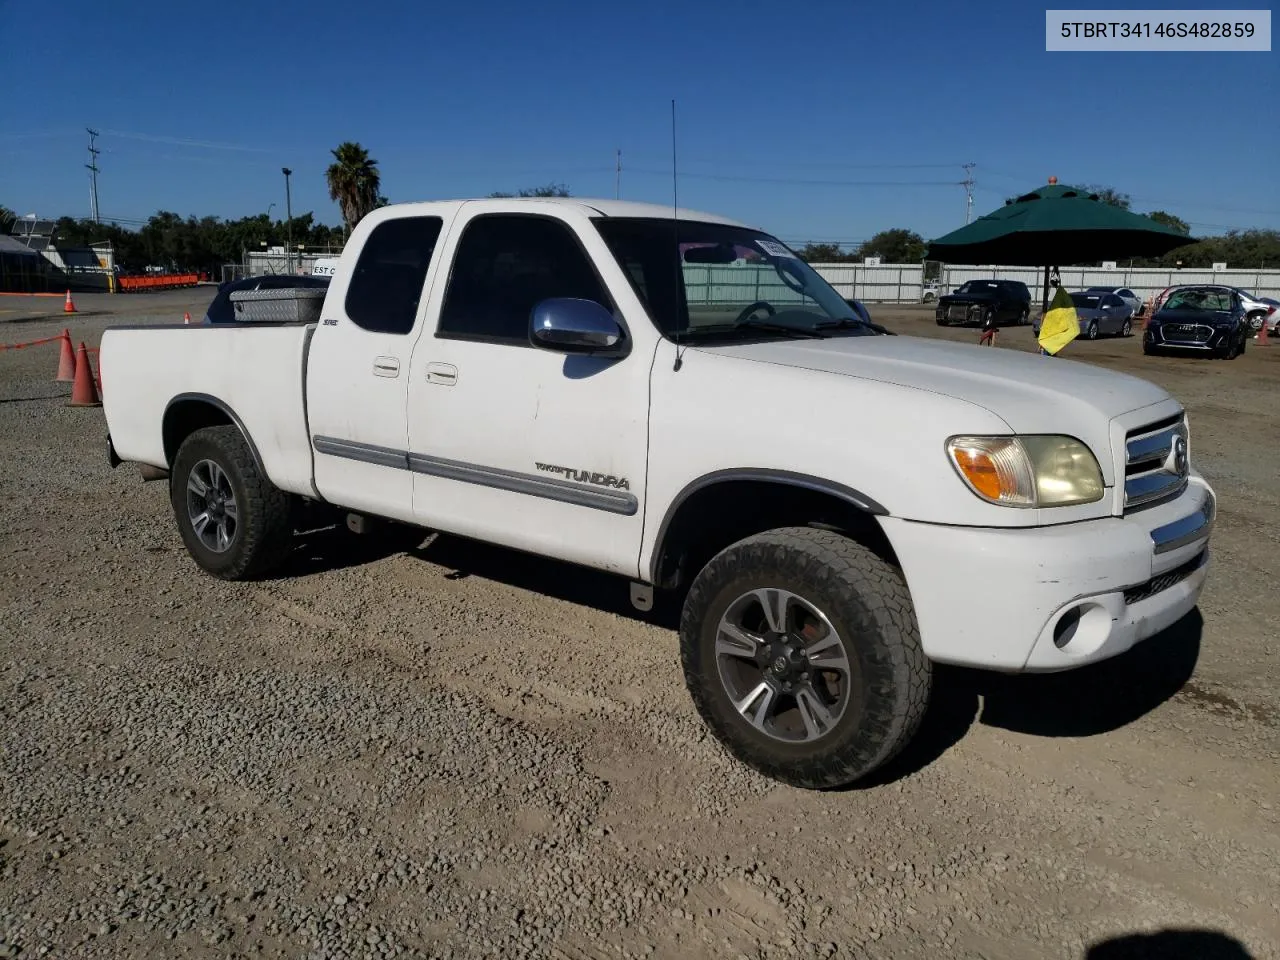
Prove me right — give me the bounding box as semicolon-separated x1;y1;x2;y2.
1102;294;1125;332
306;213;450;522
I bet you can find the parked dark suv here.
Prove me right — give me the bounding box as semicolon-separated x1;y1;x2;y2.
1143;285;1250;359
204;274;331;325
935;279;1032;327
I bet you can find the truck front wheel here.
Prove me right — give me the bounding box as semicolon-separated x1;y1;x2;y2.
170;425;294;580
680;526;930;789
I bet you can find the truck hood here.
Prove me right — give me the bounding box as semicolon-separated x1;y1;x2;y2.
699;334;1175;452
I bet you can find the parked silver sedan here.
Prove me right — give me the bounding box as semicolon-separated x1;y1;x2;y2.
1071;291;1134;339
1085;285;1144;317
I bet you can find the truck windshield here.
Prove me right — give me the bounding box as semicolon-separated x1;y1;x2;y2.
593;218;875;342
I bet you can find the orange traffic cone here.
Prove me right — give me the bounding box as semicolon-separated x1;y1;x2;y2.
66;342;101;407
54;329;77;382
64;289;77;313
1257;313;1271;345
183;311;192;324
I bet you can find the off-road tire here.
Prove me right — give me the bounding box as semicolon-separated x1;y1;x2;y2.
170;425;294;580
679;526;931;789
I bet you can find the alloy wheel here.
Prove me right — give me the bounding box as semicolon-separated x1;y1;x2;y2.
714;588;853;743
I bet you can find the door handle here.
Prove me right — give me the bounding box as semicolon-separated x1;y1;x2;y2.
373;356;400;378
425;362;458;385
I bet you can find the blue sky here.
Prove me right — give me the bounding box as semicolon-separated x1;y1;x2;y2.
2;0;1277;246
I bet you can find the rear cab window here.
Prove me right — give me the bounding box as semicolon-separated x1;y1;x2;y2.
345;216;444;334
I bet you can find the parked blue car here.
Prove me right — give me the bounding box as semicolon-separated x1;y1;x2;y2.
1143;285;1250;359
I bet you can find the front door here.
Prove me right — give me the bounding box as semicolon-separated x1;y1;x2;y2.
405;209;653;576
306;213;448;522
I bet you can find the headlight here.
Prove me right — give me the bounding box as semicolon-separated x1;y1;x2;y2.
946;435;1104;507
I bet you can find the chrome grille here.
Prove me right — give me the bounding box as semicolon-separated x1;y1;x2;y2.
1123;550;1206;605
947;304;971;321
1162;323;1211;343
1123;414;1189;513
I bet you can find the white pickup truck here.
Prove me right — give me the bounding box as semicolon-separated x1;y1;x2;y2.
100;198;1216;789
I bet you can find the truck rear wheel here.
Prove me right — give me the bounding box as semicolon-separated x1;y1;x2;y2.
170;425;293;580
679;526;930;789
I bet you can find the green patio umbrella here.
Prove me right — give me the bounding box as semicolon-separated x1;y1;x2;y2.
925;180;1197;311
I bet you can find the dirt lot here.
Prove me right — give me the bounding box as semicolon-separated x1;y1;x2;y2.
2;291;1278;959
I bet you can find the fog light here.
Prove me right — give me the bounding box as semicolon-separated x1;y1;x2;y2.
1053;607;1081;649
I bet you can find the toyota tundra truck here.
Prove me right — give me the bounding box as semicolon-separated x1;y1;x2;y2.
99;197;1217;789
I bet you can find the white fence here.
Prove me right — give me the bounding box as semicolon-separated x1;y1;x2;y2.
224;250;1280;307
233;250;344;281
808;263;1280;304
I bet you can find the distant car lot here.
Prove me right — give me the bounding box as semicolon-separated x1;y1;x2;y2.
1;291;1278;959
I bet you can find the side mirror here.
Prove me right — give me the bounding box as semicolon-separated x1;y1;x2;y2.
530;298;628;357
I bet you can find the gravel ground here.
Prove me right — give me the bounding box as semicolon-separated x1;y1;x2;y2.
2;291;1278;959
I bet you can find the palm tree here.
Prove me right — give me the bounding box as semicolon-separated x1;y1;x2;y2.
325;142;381;234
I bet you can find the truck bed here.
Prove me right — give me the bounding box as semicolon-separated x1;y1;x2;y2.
100;323;318;497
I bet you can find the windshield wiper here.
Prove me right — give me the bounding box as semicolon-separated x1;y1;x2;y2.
732;319;828;339
815;317;896;336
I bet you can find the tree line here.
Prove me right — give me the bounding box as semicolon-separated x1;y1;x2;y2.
4;167;1278;273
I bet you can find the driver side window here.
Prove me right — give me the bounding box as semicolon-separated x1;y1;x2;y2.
438;215;613;345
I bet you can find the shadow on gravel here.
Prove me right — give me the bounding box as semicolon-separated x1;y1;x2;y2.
970;608;1203;738
409;533;677;626
849;609;1203;789
269;524;430;579
264;525;671;625
1085;928;1254;958
0;310;109;323
0;391;68;404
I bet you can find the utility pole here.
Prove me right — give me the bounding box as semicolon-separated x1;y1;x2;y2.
86;128;101;223
962;162;976;225
615;149;622;200
282;167;293;274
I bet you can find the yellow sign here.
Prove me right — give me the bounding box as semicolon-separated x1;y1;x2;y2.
1038;284;1080;355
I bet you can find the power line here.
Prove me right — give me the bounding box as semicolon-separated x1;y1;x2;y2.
975;173;1280;218
1130;197;1280;217
627;168;962;188
101;129;278;154
635;157;972;171
972;183;1278;229
779;237;871;243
